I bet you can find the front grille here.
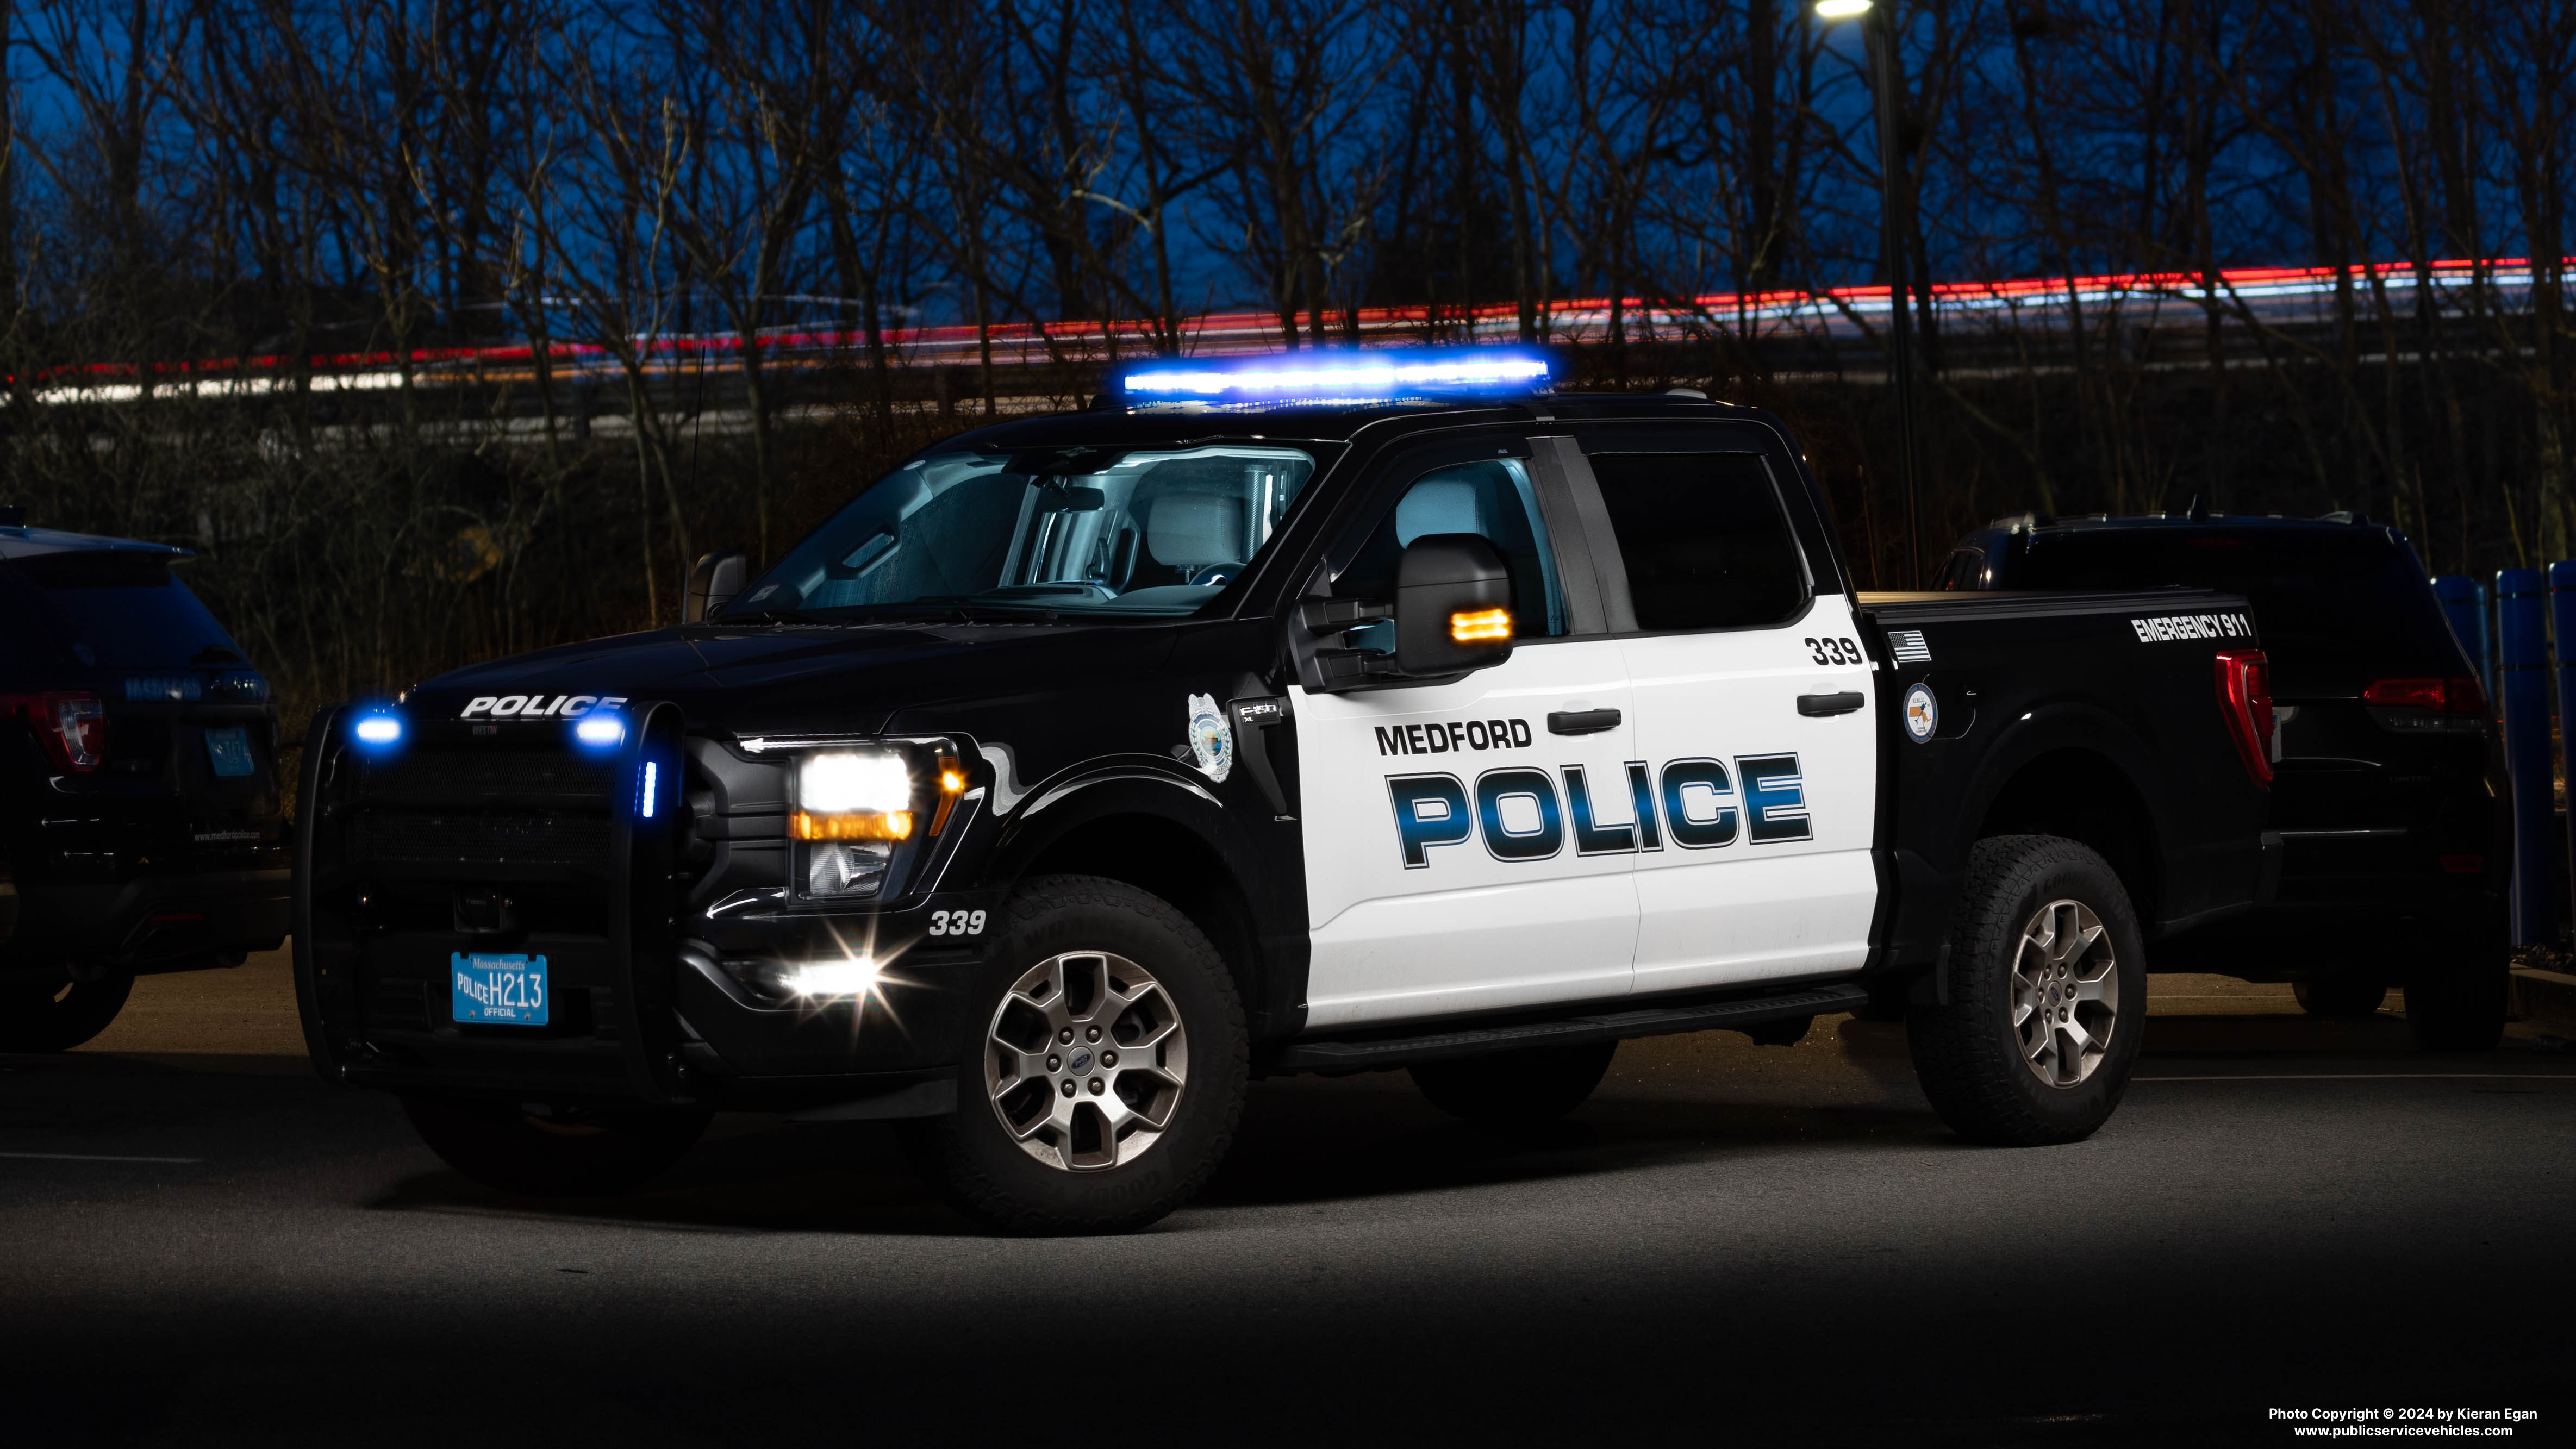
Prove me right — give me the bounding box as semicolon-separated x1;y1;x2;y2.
352;808;610;865
355;747;617;804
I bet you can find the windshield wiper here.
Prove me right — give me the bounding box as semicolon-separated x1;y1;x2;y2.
865;603;1064;623
702;608;832;627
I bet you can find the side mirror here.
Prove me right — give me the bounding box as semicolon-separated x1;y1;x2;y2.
1395;534;1515;676
684;549;751;622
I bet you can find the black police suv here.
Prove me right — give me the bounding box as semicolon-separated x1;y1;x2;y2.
1938;511;2508;1047
0;513;292;1050
296;351;2279;1233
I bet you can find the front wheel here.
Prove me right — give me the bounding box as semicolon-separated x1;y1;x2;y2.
401;1094;710;1196
0;970;135;1052
897;876;1248;1236
1908;835;2147;1146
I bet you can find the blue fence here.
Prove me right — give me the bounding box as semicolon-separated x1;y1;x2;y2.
2434;570;2573;946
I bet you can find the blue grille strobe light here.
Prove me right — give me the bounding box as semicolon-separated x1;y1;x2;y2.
350;709;403;748
1118;346;1552;411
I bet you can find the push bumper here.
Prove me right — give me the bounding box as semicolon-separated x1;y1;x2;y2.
296;703;977;1115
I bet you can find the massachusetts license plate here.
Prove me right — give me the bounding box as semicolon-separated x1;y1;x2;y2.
204;727;255;778
451;952;550;1026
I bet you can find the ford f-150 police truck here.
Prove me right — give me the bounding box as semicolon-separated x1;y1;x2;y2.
294;349;2277;1234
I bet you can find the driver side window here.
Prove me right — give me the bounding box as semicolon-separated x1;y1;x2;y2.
1331;458;1568;642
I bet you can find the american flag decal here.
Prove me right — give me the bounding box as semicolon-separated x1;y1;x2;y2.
1888;629;1932;664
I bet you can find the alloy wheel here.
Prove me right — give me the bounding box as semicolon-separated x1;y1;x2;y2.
2010;898;2119;1088
985;950;1189;1171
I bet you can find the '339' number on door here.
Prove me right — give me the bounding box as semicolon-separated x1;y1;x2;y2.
927;909;987;936
1805;636;1862;666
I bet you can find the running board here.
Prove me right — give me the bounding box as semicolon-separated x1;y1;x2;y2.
1273;982;1872;1074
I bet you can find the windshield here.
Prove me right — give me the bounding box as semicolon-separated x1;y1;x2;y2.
721;444;1320;621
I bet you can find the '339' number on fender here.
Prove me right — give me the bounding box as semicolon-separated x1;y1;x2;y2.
927;909;987;936
1805;636;1863;666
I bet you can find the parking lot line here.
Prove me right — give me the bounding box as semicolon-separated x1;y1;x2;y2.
0;1151;204;1164
2135;1072;2576;1082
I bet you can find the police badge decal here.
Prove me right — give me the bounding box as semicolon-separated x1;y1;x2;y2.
1186;692;1234;783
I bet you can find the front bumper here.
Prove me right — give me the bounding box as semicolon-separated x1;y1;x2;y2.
296;704;987;1113
11;866;291;966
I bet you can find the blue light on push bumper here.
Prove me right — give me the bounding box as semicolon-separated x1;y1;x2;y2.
573;713;626;748
1117;346;1552;411
638;760;659;819
350;711;403;747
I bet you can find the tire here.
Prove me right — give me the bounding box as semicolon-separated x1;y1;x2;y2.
897;875;1248;1236
401;1094;711;1196
2404;934;2507;1052
0;970;135;1052
2292;974;2390;1017
1907;835;2147;1147
1410;1040;1617;1122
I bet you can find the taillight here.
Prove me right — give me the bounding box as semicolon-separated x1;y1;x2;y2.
0;691;108;772
2362;676;2488;715
2215;651;2273;786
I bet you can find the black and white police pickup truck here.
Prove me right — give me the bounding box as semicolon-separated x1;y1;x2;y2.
294;349;2278;1234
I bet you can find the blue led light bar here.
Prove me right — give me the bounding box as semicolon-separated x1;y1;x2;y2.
1117;346;1552;413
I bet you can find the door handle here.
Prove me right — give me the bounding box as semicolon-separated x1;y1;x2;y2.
1797;691;1866;717
1548;708;1621;735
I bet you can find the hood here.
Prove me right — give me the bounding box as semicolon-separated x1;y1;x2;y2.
403;620;1177;737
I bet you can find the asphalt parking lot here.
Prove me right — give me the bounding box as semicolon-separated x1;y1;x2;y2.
3;953;2570;1447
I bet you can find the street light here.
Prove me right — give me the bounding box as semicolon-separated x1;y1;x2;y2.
1817;0;1925;589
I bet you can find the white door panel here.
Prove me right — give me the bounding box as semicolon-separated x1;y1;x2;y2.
1621;598;1878;994
1629;850;1878;989
1303;874;1638;1029
1294;638;1641;1028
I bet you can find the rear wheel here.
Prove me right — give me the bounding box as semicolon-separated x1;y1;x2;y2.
1908;835;2146;1146
400;1094;710;1196
897;875;1248;1236
0;970;135;1052
1410;1040;1617;1122
2293;974;2390;1017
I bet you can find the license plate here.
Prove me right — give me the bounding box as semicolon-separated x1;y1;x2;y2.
451;952;550;1026
204;727;255;778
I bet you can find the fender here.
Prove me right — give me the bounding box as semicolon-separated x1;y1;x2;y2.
972;755;1309;1038
1879;695;2180;976
979;757;1273;908
1948;696;2177;874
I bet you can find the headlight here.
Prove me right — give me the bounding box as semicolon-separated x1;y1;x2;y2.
794;750;914;840
786;742;970;901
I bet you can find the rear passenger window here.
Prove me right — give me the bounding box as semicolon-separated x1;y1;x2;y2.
1587;452;1807;631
